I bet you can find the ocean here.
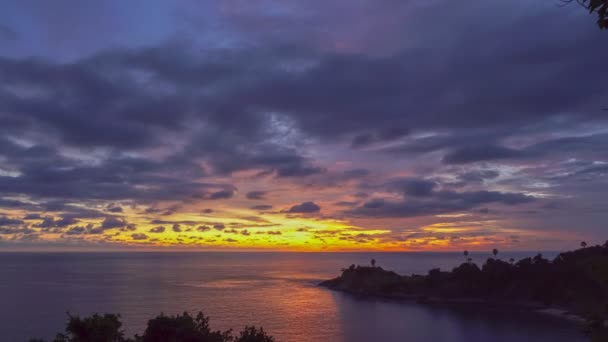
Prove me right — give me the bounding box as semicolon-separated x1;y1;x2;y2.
0;252;584;342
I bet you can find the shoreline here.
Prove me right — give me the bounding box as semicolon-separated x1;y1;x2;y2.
319;283;587;325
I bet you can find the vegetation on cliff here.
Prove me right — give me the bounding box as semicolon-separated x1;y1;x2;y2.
321;243;608;341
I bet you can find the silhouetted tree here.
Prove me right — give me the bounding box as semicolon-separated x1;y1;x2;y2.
492;248;499;259
463;250;469;263
31;311;275;342
582;241;588;248
236;327;275;342
33;313;126;342
140;312;229;342
371;258;376;267
562;0;608;28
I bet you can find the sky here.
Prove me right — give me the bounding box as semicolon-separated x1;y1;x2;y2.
0;0;606;252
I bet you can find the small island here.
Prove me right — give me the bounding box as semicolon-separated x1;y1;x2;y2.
320;243;608;341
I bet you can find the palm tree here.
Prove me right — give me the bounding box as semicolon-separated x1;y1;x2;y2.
463;250;469;263
581;241;588;248
371;258;376;267
492;248;499;259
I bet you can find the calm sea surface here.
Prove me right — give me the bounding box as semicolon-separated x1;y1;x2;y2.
0;252;584;342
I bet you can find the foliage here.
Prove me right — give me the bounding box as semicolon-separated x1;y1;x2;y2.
565;0;608;28
30;312;274;342
324;243;608;338
235;327;275;342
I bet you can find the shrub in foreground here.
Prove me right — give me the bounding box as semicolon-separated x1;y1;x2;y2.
30;311;274;342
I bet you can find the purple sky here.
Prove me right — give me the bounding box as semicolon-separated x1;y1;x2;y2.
0;0;606;251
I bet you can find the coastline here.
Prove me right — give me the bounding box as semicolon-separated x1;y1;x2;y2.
316;245;608;335
318;282;587;325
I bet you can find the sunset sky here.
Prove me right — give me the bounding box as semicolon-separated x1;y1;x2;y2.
0;0;606;251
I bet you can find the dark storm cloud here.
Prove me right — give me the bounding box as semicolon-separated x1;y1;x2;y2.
206;190;235;200
0;198;35;210
2;7;603;176
106;205;123;213
0;216;23;226
285;202;321;214
0;0;606;246
389;178;437;197
0;227;35;235
33;217;51;228
363;198;385;209
246;191;267;200
443;145;525;164
459;170;500;183
0;138;232;202
23;213;42;220
351;127;409;148
443;134;608;164
55;216;79;227
350;190;535;218
101;216;126;229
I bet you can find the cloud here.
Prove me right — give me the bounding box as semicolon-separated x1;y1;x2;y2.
250;204;273;211
207;190;235;200
0;0;607;249
106;205;123;213
350;190;535;218
443;134;608;164
246;191;267;200
101;216;127;229
150;226;165;233
213;223;225;230
197;225;211;232
363;198;385;209
0;227;35;234
172;224;182;232
389;178;437;197
65;226;87;235
131;233;148;240
0;216;23;226
459;170;500;183
351;127;409;148
443;145;525;164
23;214;42;220
286;201;321;213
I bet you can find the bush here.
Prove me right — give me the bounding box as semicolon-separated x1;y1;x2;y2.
31;311;274;342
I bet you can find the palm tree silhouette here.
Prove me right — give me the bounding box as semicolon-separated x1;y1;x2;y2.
581;241;588;248
463;250;469;263
492;248;499;259
371;258;376;267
